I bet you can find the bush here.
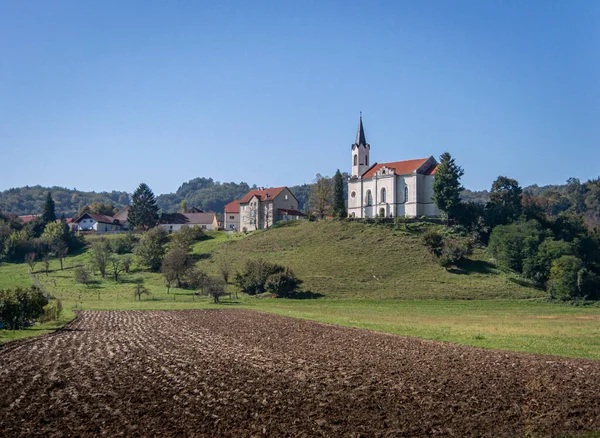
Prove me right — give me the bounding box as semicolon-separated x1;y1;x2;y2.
0;286;48;330
74;266;93;287
488;220;544;273
203;277;227;303
265;267;302;297
110;233;138;254
40;299;63;323
422;229;444;257
235;259;302;296
439;237;473;268
522;238;573;286
548;255;584;300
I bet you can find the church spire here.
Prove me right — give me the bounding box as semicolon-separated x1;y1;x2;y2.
355;113;367;146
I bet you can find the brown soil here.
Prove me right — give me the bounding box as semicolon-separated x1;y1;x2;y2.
1;309;600;437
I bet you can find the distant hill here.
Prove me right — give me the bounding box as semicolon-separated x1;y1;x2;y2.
0;186;130;217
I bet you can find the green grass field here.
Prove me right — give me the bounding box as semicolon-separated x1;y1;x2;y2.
2;221;600;360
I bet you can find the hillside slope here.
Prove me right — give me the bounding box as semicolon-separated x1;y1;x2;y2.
197;221;542;300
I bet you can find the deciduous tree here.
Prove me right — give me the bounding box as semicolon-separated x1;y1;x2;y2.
309;174;333;219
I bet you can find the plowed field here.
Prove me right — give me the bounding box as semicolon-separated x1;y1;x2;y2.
2;310;600;437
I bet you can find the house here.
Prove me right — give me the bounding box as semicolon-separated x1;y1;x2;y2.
74;213;124;233
347;116;440;218
113;206;130;230
238;187;303;231
158;212;219;233
224;200;240;231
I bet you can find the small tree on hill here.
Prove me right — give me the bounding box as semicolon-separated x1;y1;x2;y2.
42;192;56;224
204;277;227;303
161;246;194;288
133;280;151;301
332;169;347;218
310;174;333;219
92;240;111;278
128;183;159;230
135;227;167;271
432;152;464;224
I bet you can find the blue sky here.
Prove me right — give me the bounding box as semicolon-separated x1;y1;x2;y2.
0;1;598;194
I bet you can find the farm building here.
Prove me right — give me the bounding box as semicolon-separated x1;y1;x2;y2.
158;212;219;233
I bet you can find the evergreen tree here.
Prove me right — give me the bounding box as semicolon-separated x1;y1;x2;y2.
42;192;56;224
332;169;347;218
128;183;159;230
432;152;464;224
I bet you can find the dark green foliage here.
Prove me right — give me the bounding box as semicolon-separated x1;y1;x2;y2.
522;238;573;286
332;169;347;218
128;183;159;230
135;227;168;271
486;176;523;227
235;259;302;297
488;220;544;273
265;267;302;297
433;152;464;222
422;229;444;257
186;269;209;289
0;286;48;330
42;192;56;224
169;225;204;250
78;202;116;217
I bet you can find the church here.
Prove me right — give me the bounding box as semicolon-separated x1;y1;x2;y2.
347;117;440;218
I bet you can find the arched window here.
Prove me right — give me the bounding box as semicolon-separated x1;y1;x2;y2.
404;186;409;202
380;187;386;203
366;190;372;206
351;212;356;218
365;155;369;166
353;155;358;166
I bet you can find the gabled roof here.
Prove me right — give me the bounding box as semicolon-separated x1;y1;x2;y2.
75;213;121;225
159;212;217;225
77;213;119;224
18;215;40;223
361;158;431;179
424;164;438;175
113;206;129;221
239;187;287;204
224;200;240;214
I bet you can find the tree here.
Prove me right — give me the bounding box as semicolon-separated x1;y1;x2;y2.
161;246;194;288
109;256;124;282
332;169;347;218
0;286;48;330
122;254;133;274
42;192;56;224
128;183;159;230
74;266;92;287
42;254;50;276
203;277;227;303
548;255;584;300
309;174;333;219
180;200;188;213
432;152;464;224
25;252;36;272
135;227;168;271
133;280;151;301
487;176;523;226
91;240;111;278
219;259;231;284
42;222;71;270
52;240;69;271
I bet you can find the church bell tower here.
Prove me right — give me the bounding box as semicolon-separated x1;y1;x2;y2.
351;115;370;177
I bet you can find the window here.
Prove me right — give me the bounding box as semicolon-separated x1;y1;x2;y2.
243;216;247;222
229;216;234;220
381;187;386;203
351;191;356;199
365;155;369;166
285;194;288;200
243;206;247;211
351;212;356;218
404;186;409;202
353;155;358;166
366;190;372;206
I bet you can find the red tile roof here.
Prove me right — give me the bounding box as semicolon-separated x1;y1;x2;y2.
18;215;40;223
361;158;430;179
75;213;121;224
224;200;240;214
240;187;287;203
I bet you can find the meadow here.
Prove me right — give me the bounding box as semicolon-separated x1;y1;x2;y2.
1;221;600;360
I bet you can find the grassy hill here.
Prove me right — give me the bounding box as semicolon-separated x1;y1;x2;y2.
195;220;542;300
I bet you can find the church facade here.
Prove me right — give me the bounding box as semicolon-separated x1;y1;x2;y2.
347;117;440;218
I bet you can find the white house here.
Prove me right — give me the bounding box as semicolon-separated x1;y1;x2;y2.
238;187;303;231
158;212;219;233
347;117;440;218
74;213;124;233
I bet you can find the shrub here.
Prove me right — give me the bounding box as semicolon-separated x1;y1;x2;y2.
40;299;63;323
235;259;302;296
0;286;48;330
74;266;92;287
439;237;473;268
548;255;584;300
186;269;209;289
110;233;138;254
488;220;544;273
422;229;444;257
265;267;302;297
203;277;227;303
522;238;573;286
